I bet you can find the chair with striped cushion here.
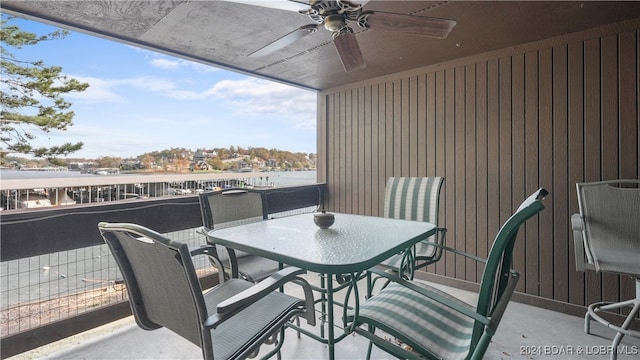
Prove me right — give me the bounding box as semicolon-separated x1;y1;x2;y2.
347;188;549;360
377;177;445;278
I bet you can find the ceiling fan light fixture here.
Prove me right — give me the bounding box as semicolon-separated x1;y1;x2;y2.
324;14;346;32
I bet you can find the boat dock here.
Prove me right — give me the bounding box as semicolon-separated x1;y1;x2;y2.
0;172;269;210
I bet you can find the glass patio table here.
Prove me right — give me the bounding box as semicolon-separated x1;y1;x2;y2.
207;212;437;359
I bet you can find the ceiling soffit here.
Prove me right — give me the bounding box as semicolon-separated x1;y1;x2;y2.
2;1;640;91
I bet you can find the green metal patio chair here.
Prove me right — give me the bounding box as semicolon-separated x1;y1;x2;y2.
572;179;640;360
199;186;327;282
346;188;549;360
99;222;315;360
374;177;446;281
199;188;280;282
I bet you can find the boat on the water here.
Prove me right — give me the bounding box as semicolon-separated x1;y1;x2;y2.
13;189;52;209
19;193;51;208
3;188;77;209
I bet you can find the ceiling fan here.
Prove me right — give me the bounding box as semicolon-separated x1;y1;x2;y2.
225;0;456;72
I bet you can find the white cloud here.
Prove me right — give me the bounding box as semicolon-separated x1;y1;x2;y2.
142;49;219;73
178;59;220;73
135;112;211;128
205;78;316;128
150;58;180;69
64;75;126;103
64;73;314;124
64;75;179;103
42;88;317;158
124;77;176;92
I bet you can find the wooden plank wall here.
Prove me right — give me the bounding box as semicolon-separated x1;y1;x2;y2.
318;20;639;312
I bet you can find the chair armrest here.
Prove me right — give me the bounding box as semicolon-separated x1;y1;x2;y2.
429;238;488;265
571;213;583;232
190;244;214;257
416;227;447;264
206;266;315;328
190;245;227;284
197;228;242;279
571;213;595;271
289;276;316;326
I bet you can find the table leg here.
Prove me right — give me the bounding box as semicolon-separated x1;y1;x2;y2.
320;273;326;339
285;272;354;359
326;278;335;360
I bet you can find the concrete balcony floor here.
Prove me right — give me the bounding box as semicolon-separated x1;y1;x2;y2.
10;279;640;360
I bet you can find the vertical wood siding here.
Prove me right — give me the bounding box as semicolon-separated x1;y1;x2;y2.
318;22;639;311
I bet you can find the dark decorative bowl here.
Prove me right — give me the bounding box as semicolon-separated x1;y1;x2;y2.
314;212;335;229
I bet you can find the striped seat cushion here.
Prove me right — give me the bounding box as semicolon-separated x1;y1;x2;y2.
349;281;474;360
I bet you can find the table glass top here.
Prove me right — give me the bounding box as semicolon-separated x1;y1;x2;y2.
208;212;436;274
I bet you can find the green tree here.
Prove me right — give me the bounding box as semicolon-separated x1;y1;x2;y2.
1;16;89;161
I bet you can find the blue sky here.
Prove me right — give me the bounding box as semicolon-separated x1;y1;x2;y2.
6;15;317;159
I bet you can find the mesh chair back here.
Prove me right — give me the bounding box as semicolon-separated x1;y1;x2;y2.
200;189;265;230
577;179;640;276
473;188;548;346
99;223;205;347
383;177;444;257
199;189;265;261
264;184;326;218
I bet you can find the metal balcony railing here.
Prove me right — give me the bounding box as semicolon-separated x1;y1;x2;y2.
0;183;326;359
1;228;211;338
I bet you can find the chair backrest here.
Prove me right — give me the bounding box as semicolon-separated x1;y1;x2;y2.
263;184;326;218
383;177;444;257
198;188;265;261
199;188;265;231
473;188;548;348
98;222;206;349
576;179;640;276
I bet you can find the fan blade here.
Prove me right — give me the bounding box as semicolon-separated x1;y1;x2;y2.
249;24;318;57
222;0;310;13
333;32;366;72
365;12;456;39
